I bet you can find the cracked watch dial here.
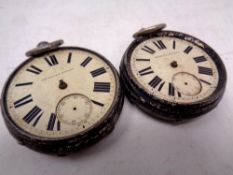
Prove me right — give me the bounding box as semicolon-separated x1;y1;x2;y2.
4;48;117;138
130;37;219;104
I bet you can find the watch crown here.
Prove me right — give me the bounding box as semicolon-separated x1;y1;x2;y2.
133;23;166;38
25;39;64;57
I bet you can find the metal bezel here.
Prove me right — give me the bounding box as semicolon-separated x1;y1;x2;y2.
1;46;123;144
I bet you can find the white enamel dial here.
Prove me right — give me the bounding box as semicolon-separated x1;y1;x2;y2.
5;48;117;138
130;36;219;104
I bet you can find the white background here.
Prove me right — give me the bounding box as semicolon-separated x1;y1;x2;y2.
0;0;233;175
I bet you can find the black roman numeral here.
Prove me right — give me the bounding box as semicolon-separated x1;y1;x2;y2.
193;56;207;63
168;83;175;96
14;94;33;108
139;66;154;76
23;106;43;126
81;56;92;67
67;52;72;63
158;82;165;91
178;91;182;97
198;66;213;76
136;59;150;61
184;46;193;54
91;100;104;107
47;113;60;131
153;40;166;50
148;76;162;88
93;82;110;92
26;65;42;75
15;82;33;87
44;55;59;66
141;46;155;54
90;67;106;77
173;40;176;49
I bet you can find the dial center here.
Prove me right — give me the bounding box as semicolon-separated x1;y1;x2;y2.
59;79;68;90
170;60;178;68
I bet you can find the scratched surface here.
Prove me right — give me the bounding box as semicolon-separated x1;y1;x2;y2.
0;0;233;175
